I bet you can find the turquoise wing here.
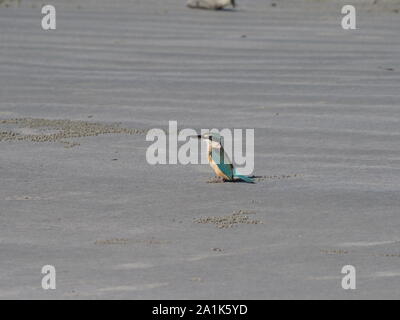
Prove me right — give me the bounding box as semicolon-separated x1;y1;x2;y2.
233;173;254;183
211;147;233;180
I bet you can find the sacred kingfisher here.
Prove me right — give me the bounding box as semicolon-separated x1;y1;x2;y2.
196;133;254;183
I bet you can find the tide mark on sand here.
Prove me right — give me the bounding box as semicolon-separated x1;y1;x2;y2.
194;210;262;229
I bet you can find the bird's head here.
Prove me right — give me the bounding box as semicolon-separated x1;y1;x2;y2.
196;132;222;141
195;132;223;148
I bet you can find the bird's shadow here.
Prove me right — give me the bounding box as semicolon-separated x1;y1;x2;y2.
206;174;301;184
207;175;263;184
217;8;237;12
189;7;238;13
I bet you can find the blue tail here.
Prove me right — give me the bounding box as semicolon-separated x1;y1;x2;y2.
233;170;255;183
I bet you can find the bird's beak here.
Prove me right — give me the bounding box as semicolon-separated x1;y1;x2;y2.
190;135;202;139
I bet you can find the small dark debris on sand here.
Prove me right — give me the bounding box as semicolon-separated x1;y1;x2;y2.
378;66;395;71
95;238;130;245
94;237;170;245
0;0;22;8
320;249;349;255
194;209;262;229
0;118;147;147
253;174;303;182
381;253;400;257
321;248;400;258
206;176;226;183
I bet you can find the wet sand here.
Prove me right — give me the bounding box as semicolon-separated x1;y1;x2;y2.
0;0;400;299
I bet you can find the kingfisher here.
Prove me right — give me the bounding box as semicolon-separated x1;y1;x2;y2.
187;0;236;10
196;133;254;183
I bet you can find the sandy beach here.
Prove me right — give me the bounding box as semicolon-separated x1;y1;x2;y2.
0;0;400;299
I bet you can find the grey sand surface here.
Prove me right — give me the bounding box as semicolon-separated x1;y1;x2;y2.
0;0;400;299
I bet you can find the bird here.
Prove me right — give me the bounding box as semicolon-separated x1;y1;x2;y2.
187;0;236;10
196;133;254;183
